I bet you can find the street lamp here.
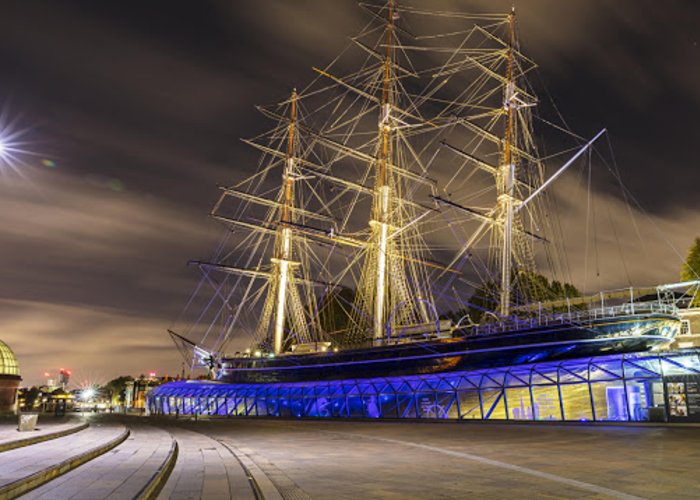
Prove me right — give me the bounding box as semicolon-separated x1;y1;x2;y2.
81;388;96;401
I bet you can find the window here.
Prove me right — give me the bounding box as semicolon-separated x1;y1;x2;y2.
680;320;690;336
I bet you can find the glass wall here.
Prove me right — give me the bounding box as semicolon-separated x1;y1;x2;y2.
148;349;700;423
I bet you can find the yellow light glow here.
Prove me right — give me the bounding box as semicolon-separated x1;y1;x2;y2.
273;227;292;354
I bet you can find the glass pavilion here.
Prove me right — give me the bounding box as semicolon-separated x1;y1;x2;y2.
148;349;700;423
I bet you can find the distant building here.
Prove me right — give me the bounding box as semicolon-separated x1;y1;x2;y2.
0;340;21;414
672;307;700;349
125;375;166;410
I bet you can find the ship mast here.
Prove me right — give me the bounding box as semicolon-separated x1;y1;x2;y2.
272;89;299;354
372;0;395;340
497;9;517;317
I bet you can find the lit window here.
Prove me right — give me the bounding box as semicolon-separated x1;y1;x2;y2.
680;320;690;336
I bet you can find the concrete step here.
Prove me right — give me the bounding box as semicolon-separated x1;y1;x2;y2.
0;423;128;499
21;424;176;500
0;420;89;453
157;427;256;500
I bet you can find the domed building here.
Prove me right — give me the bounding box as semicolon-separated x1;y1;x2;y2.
0;340;21;413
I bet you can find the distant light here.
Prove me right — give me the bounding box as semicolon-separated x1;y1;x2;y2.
0;114;36;174
43;372;50;377
149;371;156;378
82;388;96;400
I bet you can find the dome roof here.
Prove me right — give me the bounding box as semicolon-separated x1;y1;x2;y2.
0;340;19;376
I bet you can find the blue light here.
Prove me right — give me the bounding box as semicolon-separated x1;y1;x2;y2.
148;348;700;423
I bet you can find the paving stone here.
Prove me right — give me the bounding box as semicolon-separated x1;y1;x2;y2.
21;423;171;500
156;426;255;500
4;415;699;498
0;417;85;448
172;418;700;499
0;422;125;491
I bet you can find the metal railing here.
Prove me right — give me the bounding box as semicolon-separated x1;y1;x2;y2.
463;301;678;337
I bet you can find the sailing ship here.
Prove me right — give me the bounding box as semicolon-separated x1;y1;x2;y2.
169;2;684;384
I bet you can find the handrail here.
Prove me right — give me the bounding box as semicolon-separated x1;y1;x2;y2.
461;301;678;337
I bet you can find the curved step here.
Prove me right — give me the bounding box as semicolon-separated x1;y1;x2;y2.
0;424;129;499
135;437;178;500
157;427;257;500
0;421;89;453
20;425;177;500
216;439;284;500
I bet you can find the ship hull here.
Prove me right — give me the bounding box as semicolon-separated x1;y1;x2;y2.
217;313;679;384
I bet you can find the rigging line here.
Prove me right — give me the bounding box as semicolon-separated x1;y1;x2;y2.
435;212;486;292
607;197;632;287
390;5;508;21
428;25;481;93
176;230;240;334
170;271;208;332
432;63;497;123
293;14;380;101
210;227;278;352
598;140;698;279
545;154;584;289
600;133;649;265
532;67;578;143
444;113;500;190
184;270;229;342
533;115;586;141
590;149;600;279
583;154;591;294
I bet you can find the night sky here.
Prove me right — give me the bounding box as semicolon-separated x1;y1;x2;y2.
0;1;698;387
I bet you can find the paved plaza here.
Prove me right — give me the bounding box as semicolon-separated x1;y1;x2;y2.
0;415;698;499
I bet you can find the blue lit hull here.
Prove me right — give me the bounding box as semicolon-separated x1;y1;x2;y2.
218;313;679;383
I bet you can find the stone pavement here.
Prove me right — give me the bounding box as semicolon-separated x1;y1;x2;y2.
180;419;700;500
22;424;173;500
157;425;255;500
1;415;699;498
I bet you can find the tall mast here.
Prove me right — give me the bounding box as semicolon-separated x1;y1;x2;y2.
372;0;395;340
497;9;517;316
272;89;298;354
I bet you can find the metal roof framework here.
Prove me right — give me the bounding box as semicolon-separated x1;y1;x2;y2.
148;349;700;422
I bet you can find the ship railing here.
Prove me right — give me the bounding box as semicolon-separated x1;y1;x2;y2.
464;301;678;337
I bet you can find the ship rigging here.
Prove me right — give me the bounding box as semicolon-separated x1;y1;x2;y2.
168;1;685;381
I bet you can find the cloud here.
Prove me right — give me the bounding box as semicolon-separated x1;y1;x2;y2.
0;169;221;363
0;298;180;387
543;174;699;293
0;1;697;382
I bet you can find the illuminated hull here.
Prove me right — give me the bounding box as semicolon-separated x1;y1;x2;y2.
218;313;679;384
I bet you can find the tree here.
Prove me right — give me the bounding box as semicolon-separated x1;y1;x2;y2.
681;237;700;281
22;386;41;410
103;376;134;406
681;236;700;306
445;272;581;325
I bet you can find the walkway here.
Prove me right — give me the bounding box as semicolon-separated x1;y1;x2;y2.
0;415;698;498
0;418;86;451
22;424;173;500
157;425;256;500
